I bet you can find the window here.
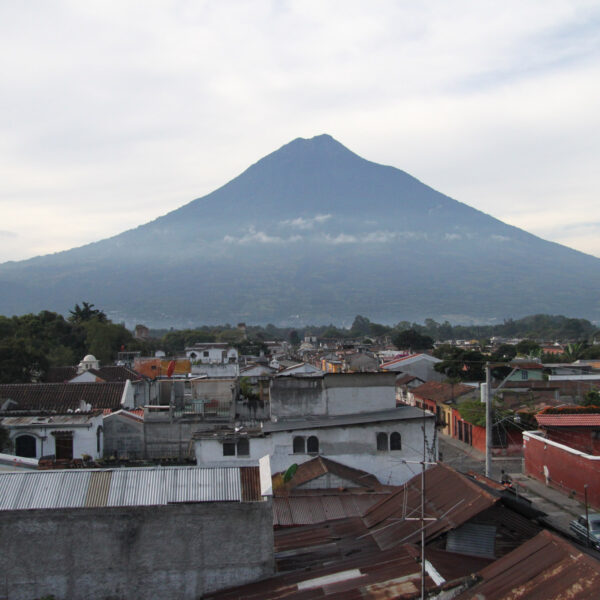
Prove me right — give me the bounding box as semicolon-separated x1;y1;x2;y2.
203;351;209;357
15;435;36;458
307;436;319;454
237;438;249;456
377;432;388;451
293;436;305;454
521;371;529;380
223;442;236;456
54;432;73;460
390;432;402;451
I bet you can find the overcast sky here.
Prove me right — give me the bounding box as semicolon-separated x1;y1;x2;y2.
1;0;599;262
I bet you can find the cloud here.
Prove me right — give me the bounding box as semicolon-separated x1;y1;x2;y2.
280;214;332;229
0;1;599;260
445;233;462;241
491;234;510;242
224;226;302;244
0;230;17;238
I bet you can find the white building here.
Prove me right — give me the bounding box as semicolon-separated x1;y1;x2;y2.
194;406;434;485
185;343;239;364
194;372;436;485
1;413;104;460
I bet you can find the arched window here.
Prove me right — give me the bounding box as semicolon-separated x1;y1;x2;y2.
97;426;103;454
307;436;319;454
223;442;235;456
237;438;249;456
376;432;388;451
390;432;402;451
293;436;305;454
15;434;36;458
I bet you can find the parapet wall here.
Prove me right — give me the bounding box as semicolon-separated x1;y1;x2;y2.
0;500;274;600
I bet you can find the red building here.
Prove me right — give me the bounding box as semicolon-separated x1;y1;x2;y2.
523;408;600;509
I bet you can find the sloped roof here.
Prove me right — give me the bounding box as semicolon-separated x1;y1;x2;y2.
0;382;126;412
412;381;474;404
381;353;441;370
536;413;600;427
273;493;388;526
455;530;600;599
205;545;436;600
88;366;143;382
44;366;78;383
275;456;387;494
362;463;498;550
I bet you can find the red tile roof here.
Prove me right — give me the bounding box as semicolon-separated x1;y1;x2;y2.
412;381;474;405
0;382;126;412
44;366;78;383
536;413;600;427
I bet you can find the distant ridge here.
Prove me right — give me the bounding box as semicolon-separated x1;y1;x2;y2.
1;135;599;327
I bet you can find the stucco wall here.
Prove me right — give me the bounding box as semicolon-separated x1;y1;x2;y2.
0;500;274;600
195;418;436;485
269;373;397;418
523;431;600;509
9;415;103;460
103;414;144;459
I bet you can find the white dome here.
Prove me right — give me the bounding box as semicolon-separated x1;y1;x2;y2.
82;354;97;362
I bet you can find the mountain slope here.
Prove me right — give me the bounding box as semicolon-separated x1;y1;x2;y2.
1;134;599;326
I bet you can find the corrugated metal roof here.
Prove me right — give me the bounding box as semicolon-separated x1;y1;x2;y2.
275;456;389;493
0;466;263;511
362;463;498;550
274;493;388;526
455;530;600;599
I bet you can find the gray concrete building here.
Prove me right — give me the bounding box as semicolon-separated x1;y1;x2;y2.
0;464;274;600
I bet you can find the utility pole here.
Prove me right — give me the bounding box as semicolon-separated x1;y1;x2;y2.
485;362;492;478
421;419;426;600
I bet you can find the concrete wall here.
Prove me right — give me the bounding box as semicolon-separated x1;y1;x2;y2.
103;413;144;459
269;373;397;418
0;500;274;600
524;430;600;509
195;418;436;486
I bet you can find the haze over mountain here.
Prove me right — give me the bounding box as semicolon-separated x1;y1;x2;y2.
2;134;599;327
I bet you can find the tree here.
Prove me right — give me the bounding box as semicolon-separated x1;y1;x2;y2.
392;329;433;351
434;347;486;381
581;390;600;407
516;339;540;356
69;302;107;324
490;344;517;362
0;339;48;383
289;330;300;346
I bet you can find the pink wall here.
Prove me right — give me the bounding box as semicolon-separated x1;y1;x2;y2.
524;432;600;509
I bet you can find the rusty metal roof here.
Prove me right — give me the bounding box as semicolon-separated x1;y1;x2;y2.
274;456;388;493
205;545;436;599
362;463;498;550
0;465;263;510
455;530;600;599
274;493;388;526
